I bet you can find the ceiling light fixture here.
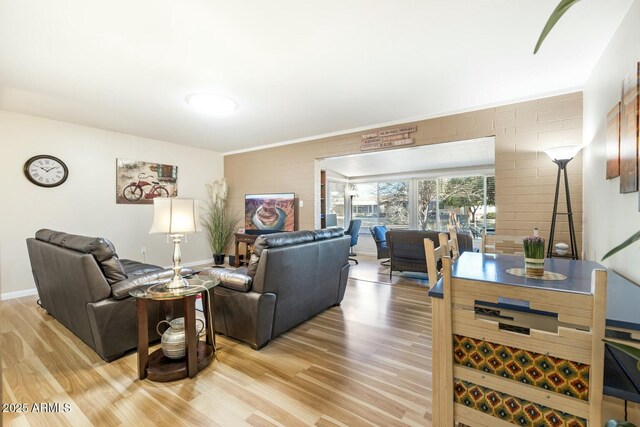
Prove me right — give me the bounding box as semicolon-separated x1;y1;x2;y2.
186;93;238;115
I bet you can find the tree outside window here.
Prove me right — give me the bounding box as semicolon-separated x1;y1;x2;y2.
378;182;408;228
440;176;495;236
417;179;437;230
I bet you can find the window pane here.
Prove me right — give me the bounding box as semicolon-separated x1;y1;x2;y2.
378;182;409;228
327;182;346;228
484;176;496;233
439;176;485;237
417;179;437;230
351;183;378;230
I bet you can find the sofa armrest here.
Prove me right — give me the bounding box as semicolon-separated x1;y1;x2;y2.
111;269;174;300
200;267;253;292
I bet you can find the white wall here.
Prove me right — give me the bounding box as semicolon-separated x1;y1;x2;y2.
583;0;640;281
0;110;223;296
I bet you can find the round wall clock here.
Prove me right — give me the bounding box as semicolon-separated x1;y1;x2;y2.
24;155;69;187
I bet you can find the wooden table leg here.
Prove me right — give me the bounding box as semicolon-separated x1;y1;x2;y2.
183;295;198;378
137;299;149;380
234;237;240;267
202;290;216;350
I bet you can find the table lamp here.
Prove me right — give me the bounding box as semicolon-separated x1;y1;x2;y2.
543;144;582;259
149;198;200;289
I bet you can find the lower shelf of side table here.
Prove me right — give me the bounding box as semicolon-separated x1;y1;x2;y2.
146;341;214;382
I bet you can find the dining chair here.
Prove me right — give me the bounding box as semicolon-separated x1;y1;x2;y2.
444;226;460;261
481;229;524;255
423;233;450;287
369;225;390;266
344;219;362;265
432;256;607;427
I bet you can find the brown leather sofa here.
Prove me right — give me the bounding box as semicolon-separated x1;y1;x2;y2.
203;228;350;349
386;229;474;278
26;229;178;361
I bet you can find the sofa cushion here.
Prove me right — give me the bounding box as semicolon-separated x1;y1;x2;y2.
200;267;253;292
247;230;315;278
36;229;128;285
111;269;174;300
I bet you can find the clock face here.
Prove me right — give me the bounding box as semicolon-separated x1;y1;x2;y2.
24;155;69;187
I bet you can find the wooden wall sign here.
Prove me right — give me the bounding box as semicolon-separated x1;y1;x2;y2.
361;125;417;151
620;63;639;194
606;102;621;179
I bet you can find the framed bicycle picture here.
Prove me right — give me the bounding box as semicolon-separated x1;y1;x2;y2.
116;158;178;204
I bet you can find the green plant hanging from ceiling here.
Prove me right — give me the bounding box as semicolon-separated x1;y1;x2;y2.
534;0;582;54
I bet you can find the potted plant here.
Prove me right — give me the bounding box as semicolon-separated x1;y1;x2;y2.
523;235;545;276
201;178;239;265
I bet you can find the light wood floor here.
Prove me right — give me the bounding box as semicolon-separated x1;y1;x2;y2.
1;256;433;426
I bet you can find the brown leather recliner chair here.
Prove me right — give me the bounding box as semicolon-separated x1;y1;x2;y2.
203;228;350;349
26;229;179;362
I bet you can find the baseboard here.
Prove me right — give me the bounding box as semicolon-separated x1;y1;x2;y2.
182;258;214;268
1;287;38;301
354;251;376;257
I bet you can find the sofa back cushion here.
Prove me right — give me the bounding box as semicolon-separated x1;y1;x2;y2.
312;227;344;241
35;229;128;285
246;230;315;278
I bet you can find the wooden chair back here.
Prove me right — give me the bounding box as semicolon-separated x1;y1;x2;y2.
424;233;450;287
481;229;524;255
444;226;460;261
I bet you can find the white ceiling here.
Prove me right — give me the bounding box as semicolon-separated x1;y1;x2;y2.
319;137;495;178
0;1;634;153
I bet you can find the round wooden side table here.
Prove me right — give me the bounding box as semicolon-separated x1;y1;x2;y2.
130;276;219;382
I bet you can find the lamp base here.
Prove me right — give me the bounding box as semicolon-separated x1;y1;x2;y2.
165;275;189;289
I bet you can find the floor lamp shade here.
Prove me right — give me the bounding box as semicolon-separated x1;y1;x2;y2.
149;198;200;234
544;145;582;161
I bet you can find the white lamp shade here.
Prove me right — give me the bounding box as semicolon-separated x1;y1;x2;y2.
543;145;583;161
149;198;200;234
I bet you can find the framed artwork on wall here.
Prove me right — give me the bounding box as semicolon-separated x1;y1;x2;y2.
620;62;639;194
606;102;620;179
115;158;178;204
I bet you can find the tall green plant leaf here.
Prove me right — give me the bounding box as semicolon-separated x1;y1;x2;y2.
534;0;582;54
602;230;640;261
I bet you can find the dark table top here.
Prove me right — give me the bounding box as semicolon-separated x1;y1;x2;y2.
427;251;640;402
428;252;640;331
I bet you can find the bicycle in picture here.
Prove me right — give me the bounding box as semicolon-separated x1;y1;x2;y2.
122;173;170;202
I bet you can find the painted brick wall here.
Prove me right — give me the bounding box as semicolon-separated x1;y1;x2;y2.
225;92;583;255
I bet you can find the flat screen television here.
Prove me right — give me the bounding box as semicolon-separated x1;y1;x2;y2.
245;193;295;232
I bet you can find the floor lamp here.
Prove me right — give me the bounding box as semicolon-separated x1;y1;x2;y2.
544;145;582;260
345;186;358;224
345;187;358;256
